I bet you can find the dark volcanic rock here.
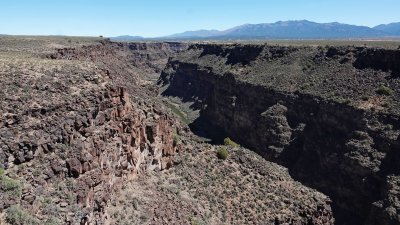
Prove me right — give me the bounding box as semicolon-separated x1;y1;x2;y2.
353;48;400;77
0;38;187;224
160;43;400;224
0;38;335;225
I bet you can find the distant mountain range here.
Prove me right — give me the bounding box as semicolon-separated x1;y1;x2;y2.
111;35;145;41
166;29;221;38
110;20;400;41
374;22;400;35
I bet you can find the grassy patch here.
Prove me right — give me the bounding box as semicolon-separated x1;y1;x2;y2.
361;95;369;101
44;217;60;225
0;171;22;198
337;98;352;105
164;101;190;124
191;217;206;225
376;85;393;96
5;205;39;225
300;82;313;90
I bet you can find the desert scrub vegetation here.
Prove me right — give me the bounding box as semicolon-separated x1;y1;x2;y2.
191;217;207;225
337;98;352;105
224;137;239;147
164;101;190;124
0;169;22;198
44;217;60;225
5;205;39;225
300;82;313;90
376;85;393;96
217;147;228;160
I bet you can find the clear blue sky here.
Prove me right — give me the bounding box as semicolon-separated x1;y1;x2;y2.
0;0;399;37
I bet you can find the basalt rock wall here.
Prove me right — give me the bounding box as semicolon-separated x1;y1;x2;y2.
160;44;400;225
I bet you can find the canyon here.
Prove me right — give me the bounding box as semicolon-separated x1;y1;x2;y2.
0;37;399;225
159;44;400;225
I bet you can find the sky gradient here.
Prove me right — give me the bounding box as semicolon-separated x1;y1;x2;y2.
0;0;399;37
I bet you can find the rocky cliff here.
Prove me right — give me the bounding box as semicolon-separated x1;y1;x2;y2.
0;39;187;224
0;38;336;225
160;44;400;224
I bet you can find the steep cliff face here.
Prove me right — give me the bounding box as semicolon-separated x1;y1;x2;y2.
160;44;400;224
0;39;187;224
1;86;181;224
353;48;400;77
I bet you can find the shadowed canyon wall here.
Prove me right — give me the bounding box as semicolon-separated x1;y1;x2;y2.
160;44;400;225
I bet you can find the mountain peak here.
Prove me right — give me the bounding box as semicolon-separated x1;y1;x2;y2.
374;22;400;35
219;20;387;39
112;20;400;40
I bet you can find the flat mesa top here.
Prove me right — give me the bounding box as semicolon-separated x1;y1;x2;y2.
1;36;399;116
167;43;400;116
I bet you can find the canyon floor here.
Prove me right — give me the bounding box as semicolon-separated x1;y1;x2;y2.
0;36;399;225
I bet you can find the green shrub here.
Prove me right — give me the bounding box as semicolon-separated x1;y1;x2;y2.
191;217;204;225
0;173;22;197
376;85;393;96
300;82;312;90
5;205;39;225
223;138;239;147
338;98;351;105
0;167;4;176
327;91;337;98
361;95;369;101
44;217;60;225
217;147;228;160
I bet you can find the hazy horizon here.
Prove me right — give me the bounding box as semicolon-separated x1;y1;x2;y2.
0;0;399;37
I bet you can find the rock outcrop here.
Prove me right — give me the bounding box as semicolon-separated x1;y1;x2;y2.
0;38;187;224
160;44;400;224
